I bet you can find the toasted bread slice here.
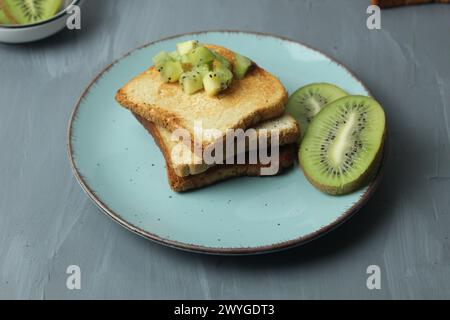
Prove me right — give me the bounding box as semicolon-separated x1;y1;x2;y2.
135;115;296;192
116;44;288;151
134;112;299;177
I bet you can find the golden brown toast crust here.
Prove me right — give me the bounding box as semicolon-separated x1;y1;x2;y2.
135;114;296;192
115;44;288;151
371;0;449;8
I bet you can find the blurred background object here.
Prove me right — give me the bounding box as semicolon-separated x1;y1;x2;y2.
372;0;450;8
0;0;82;43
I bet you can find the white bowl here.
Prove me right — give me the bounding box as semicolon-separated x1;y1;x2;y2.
0;0;82;44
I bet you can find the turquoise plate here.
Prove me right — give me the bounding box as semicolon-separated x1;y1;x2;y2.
68;31;383;255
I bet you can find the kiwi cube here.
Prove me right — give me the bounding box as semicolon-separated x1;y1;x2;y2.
180;71;204;95
158;60;183;83
192;64;211;78
153;51;171;65
203;71;229;96
180;54;193;71
176;40;199;55
215;67;233;86
203;72;222;96
187;47;215;67
234;53;253;79
169;51;181;61
212;52;232;70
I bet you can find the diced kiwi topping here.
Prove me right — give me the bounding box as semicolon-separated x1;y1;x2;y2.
152;40;254;96
187;46;216;68
169;51;181;61
203;72;226;96
192;65;210;78
213;52;232;70
234;53;253;79
153;51;171;65
158;60;183;83
177;40;199;55
214;67;233;87
180;71;204;95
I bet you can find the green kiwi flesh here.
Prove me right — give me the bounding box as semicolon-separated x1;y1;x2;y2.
192;64;210;79
0;0;15;24
299;96;385;195
0;9;12;24
234;53;253;79
213;51;232;70
286;83;348;142
4;0;62;24
152;41;252;96
203;71;230;96
176;40;199;55
157;60;183;83
187;46;215;67
153;51;171;65
180;71;204;94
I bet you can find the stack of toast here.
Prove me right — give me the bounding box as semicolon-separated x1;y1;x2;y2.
116;45;300;192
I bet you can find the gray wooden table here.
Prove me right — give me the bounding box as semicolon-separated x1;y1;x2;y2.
1;0;449;300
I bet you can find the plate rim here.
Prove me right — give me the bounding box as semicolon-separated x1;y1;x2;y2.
67;30;383;255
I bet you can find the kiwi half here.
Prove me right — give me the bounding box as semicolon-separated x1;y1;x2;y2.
0;9;12;24
286;83;348;142
299;96;386;195
3;0;62;25
0;0;15;24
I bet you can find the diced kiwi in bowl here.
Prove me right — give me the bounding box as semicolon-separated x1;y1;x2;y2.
152;40;254;96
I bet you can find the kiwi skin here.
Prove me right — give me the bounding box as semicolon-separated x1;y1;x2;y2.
300;132;386;195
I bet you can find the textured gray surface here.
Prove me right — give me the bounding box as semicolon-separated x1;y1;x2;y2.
0;0;449;300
